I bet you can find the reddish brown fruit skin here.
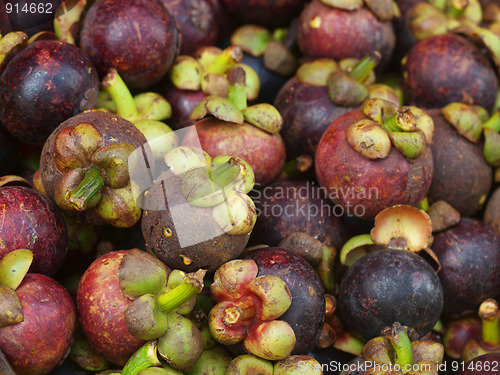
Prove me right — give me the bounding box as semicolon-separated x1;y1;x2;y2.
297;0;395;69
403;34;499;111
250;180;348;249
427;109;492;217
274;77;359;159
0;273;76;375
0;40;99;144
432;218;500;321
222;0;305;28
457;353;500;374
0;186;67;276
80;0;179;91
315;109;433;220
162;0;219;55
183;117;286;186
77;250;144;366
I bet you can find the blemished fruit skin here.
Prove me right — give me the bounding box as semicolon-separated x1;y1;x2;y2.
338;249;444;341
432;218;500;321
0;185;67;276
77;250;145;366
80;0;179;91
315;109;433;220
0;273;76;375
0;40;99;144
403;33;499;112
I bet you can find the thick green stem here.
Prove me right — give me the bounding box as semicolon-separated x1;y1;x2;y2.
101;68;140;121
227;66;247;111
348;52;381;82
386;324;414;373
121;341;160;375
483;111;500;133
69;167;105;211
479;299;500;348
156;272;205;314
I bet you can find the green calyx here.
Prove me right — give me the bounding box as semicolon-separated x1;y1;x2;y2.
226;354;273;375
54;0;87;44
384;323;414;372
208;260;295;360
441;102;484;143
483;111;500;167
0;249;34;327
296;59;339;86
119;250;206;342
0;31;28;71
327;53;381;107
339;234;375;266
230;25;272;57
358;99;432;159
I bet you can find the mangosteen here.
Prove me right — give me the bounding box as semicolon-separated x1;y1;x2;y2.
338;248;443;341
0;40;99;144
338;205;443;341
161;0;219;55
315;98;434;220
297;0;396;70
242;248;326;355
426;106;492;217
0;185;67;276
402;32;500;112
250;180;347;251
274;56;400;162
431;218;500;320
79;0;180;91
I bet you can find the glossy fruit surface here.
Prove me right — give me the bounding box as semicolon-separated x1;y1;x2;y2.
432;218;500;320
0;273;76;375
80;0;179;90
338;249;443;341
0;185;67;276
0;40;99;144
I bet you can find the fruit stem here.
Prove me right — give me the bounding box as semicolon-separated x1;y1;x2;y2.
156;270;206;313
382;107;416;133
348;52;381;83
385;323;414;373
483;111;500;133
222;299;258;326
479;299;500;348
121;341;160;375
447;0;468;18
227;66;247;111
206;46;242;74
68;167;105;211
101;68;140;122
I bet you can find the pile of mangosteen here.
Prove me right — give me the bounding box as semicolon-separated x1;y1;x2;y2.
2;0;500;374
